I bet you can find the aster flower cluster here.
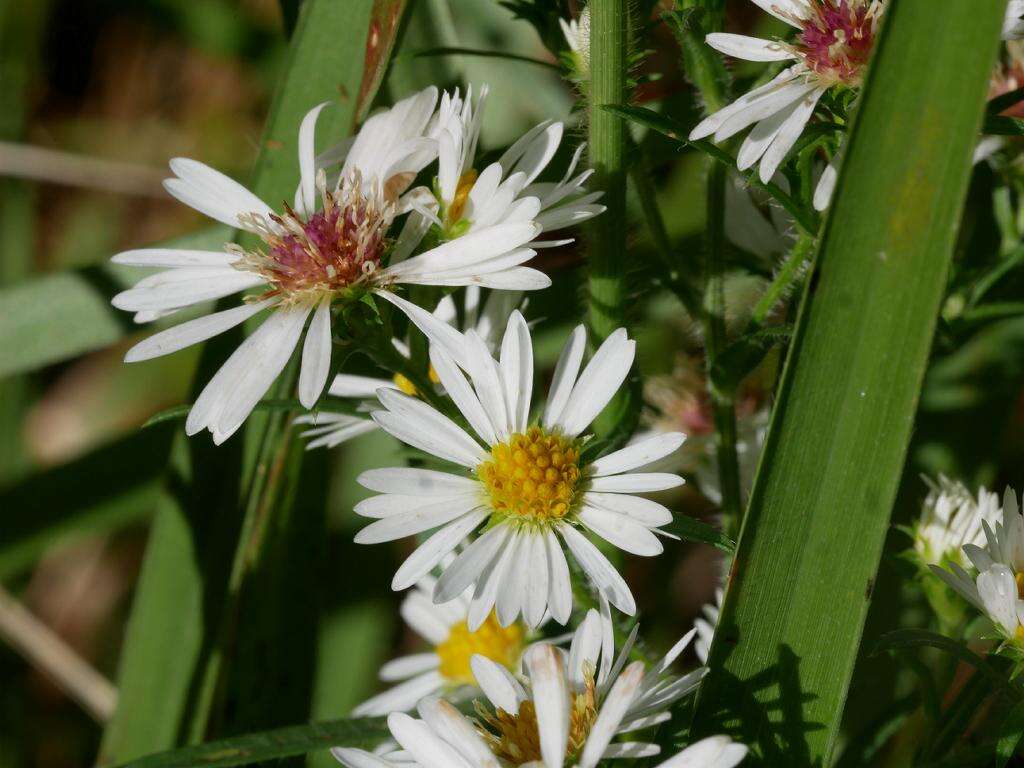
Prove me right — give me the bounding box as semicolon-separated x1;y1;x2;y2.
106;74;749;766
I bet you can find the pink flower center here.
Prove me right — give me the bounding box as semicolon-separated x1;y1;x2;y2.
797;0;879;86
238;185;391;303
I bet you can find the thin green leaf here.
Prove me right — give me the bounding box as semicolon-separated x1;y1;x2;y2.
689;1;1006;763
0;225;230;379
988;85;1024;115
873;629;1012;692
113;717;388;768
0;426;173;578
665;515;736;553
401;45;560;70
141;398;366;429
602;103;689;141
997;699;1024;767
983;114;1024;136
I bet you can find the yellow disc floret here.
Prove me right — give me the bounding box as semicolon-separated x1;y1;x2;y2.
436;612;524;686
479;676;597;764
478;426;582;523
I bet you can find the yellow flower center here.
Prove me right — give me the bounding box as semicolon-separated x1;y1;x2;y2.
478;427;582;523
391;366;441;398
447;169;478;224
478;677;597;764
435;613;524;686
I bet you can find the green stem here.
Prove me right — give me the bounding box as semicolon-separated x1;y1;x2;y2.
750;233;816;328
586;0;636;440
702;162;743;531
628;136;703;318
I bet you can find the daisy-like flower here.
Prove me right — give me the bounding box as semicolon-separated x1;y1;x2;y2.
334;610;745;768
912;476;1002;568
352;570;530;717
929;486;1024;643
354;313;686;628
296;287;522;450
412;87;605;249
1006;0;1024;40
111;87;547;443
690;0;885;207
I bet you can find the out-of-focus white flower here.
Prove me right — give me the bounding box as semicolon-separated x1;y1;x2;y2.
334;610;745;768
560;6;591;77
295;287;522;449
407;86;604;250
355;314;686;627
912;475;1002;568
691;0;886;210
1005;0;1024;40
929;487;1024;642
352;571;529;716
111;88;549;443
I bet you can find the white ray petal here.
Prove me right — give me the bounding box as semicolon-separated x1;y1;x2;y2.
542;325;587;428
555;329;635;437
526;644;569;768
579;507;663;556
358;467;478;496
298;297;332;407
355;497;482;543
298;103;329;215
392;511;487;591
124;299;274;363
351;670;444;717
590;433;686;476
185;305;307;443
706;33;796;61
559;524;636;615
112;248;236;268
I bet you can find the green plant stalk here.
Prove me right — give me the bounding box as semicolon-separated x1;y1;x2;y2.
628;136;702;318
586;0;636;439
702;162;743;532
749;232;816;328
689;0;1006;761
673;1;742;528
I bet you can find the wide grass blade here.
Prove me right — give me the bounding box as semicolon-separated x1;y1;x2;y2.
99;1;404;762
0;225;230;379
0;425;173;578
689;0;1006;763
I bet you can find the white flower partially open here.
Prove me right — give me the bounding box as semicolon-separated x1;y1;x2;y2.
334;610;744;768
407;86;605;250
111;87;549;444
354;313;687;628
690;0;886;209
352;570;531;717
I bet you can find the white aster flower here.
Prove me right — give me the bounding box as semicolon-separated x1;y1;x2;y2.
296;287;522;450
334;610;744;768
690;0;885;207
410;86;605;249
355;313;686;628
353;571;530;717
1006;0;1024;40
929;487;1024;642
913;476;1002;568
560;7;591;77
111;87;548;444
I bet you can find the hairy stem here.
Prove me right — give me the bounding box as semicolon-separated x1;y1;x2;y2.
586;0;637;440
